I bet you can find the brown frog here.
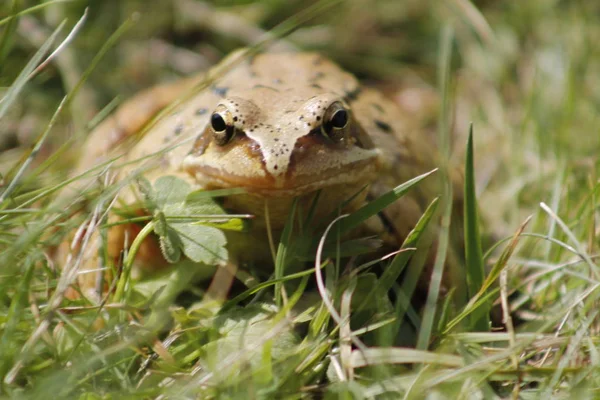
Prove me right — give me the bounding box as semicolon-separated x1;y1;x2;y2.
64;49;462;299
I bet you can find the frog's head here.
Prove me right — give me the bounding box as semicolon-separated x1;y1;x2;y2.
182;53;381;224
185;92;379;196
184;54;381;199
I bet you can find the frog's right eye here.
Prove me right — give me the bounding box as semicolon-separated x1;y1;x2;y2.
210;106;236;145
321;101;350;142
211;113;227;132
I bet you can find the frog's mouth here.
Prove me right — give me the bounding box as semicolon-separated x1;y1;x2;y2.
183;148;380;198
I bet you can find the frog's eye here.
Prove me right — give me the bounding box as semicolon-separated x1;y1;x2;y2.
211;113;227;132
210;106;236;145
322;102;349;141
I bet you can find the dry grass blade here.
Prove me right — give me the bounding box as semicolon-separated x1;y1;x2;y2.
314;214;367;352
540;202;598;278
28;8;88;79
351;348;463;368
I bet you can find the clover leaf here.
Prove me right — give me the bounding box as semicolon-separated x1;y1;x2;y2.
137;175;241;265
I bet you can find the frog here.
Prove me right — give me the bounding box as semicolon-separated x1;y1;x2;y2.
61;49;464;300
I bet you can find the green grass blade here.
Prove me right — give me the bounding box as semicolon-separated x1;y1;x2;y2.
220;265;321;313
354;199;440;348
337;169;437;234
0;0;75;28
416;24;454;351
0;19;64;121
274;198;298;307
386;199;442;339
443;216;531;334
379;197;440;294
62;11;136;127
0;96;66;204
463;124;489;331
0;261;34;382
0;0;18;70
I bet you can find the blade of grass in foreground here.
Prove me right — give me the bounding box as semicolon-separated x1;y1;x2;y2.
0;262;34;383
416;24;454;351
274;198;298;307
337;168;437;234
2;8;134;203
356;197;440;317
0;18;64;123
443;216;531;334
379;197;440;294
0;0;19;69
0;1;76;28
0;96;66;205
463;124;489;331
220;265;321;313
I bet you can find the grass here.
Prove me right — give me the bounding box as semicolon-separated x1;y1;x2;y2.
1;0;600;398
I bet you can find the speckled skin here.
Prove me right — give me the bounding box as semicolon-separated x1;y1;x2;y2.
74;49;457;274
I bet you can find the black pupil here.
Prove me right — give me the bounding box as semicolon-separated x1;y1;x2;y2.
331;109;348;128
211;113;227;132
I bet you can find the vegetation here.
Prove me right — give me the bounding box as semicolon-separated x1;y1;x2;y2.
1;0;599;398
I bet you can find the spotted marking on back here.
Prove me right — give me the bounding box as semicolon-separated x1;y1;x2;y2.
212;86;229;97
374;119;393;134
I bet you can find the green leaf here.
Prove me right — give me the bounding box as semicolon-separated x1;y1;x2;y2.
159;226;182;263
136;175;231;265
153;210;168;237
172;223;227;264
194;217;248;232
182;190;230;217
136;176;155;210
153;175;191;210
201;304;299;380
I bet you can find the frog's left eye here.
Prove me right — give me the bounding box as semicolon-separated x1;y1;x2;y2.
322;101;349;141
210;106;236;145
